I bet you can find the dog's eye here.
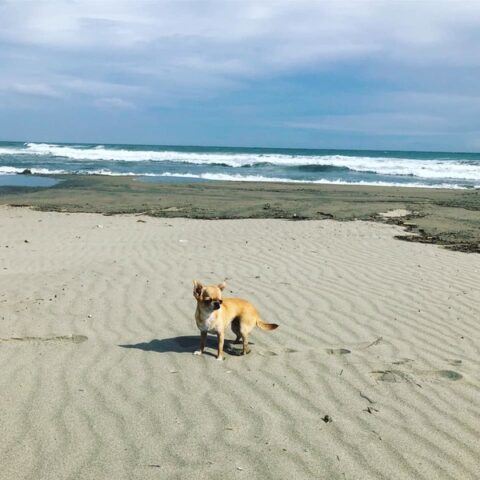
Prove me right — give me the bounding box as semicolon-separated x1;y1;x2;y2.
204;298;211;303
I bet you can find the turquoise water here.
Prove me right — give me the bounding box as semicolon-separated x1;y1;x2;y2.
1;141;480;188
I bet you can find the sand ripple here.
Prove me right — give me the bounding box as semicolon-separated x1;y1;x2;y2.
0;208;479;479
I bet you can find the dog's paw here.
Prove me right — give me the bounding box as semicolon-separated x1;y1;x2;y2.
216;356;225;362
193;350;203;356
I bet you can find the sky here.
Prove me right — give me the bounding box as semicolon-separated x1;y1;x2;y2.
1;0;480;151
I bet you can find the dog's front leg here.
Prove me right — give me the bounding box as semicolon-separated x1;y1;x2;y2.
194;331;207;355
216;330;225;361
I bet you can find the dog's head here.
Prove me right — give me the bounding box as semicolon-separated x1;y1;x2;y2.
193;280;226;311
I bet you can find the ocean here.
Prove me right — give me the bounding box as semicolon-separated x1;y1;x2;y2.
1;141;480;189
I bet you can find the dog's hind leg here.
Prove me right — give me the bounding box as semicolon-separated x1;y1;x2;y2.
241;332;251;355
240;314;256;355
240;320;252;355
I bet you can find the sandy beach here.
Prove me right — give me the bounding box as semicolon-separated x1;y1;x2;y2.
0;205;479;479
3;0;480;478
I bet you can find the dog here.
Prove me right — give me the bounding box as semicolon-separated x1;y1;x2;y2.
193;280;278;360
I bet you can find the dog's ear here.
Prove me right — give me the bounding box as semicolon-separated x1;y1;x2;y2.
193;280;203;299
217;282;226;291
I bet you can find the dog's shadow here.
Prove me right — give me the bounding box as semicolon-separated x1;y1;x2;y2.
119;335;249;357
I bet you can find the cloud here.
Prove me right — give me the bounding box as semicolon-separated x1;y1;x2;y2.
287;113;451;137
1;1;480;148
63;78;143;97
2;82;62;98
2;1;480;85
286;90;480;143
94;97;136;110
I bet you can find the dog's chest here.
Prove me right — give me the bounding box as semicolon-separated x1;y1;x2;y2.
197;311;218;332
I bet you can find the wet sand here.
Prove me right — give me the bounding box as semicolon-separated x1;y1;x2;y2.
1;175;479;251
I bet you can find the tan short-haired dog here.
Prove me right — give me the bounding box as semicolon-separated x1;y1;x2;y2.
193;280;278;360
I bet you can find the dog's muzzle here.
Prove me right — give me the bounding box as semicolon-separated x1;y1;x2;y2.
213;302;221;310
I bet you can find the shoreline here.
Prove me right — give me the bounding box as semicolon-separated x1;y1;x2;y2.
1;174;479;252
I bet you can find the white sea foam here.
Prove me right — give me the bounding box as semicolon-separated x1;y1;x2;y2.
0;166;67;175
1;164;475;188
151;172;475;189
0;146;25;155
1;143;479;181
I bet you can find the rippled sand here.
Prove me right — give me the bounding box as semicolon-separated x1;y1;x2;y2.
0;206;479;479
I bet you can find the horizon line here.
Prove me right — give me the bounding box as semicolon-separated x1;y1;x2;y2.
1;138;480;156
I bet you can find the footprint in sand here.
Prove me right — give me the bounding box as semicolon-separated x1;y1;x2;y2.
326;348;351;355
391;358;414;365
371;369;415;383
371;367;462;383
257;348;299;357
0;334;88;344
258;350;278;357
429;370;463;381
325;337;384;357
447;359;462;366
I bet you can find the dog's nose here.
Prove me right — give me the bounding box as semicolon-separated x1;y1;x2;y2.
213;302;220;310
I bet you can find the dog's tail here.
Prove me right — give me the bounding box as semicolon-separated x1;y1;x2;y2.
256;318;279;331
